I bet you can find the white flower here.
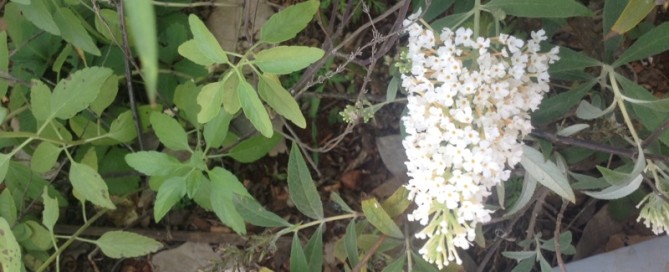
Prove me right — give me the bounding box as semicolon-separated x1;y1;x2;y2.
401;17;559;268
637;192;669;235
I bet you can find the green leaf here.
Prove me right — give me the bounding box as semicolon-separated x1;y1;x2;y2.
586;165;644;200
222;73;241;114
89;75;119;115
431;11;474;30
260;0;320;43
411;251;439;272
107;111;138;143
125;151;185;176
31;142;61;173
94;231;163;258
51;67;113;120
505;171;537;216
254;46;324;75
362;198;403;238
94;9;122;43
235;195;292;227
617;73;669;145
203;110;232;149
41;187;59;232
154;176;186;222
30;80;52;123
185;170;205;198
386;75;400;102
502;251;536;261
330;192;354;213
69;162;116;209
0;189;17;226
304;224;324;270
188;14;228;64
0;153;9;183
150;112;190;151
197;80;225;123
0;32;7;98
549;47;601;74
381;186;412;218
614;22;669;67
124;0;158;104
238;79;273;137
344;220;359;268
290;232;309;272
415;0;456;22
16;0;59;35
538;254;553;272
0;218;21;272
258;73;306;128
520;145;575;202
209;167;248;234
287;142;323;219
483;0;592;18
178;39;215;66
383;257;406;272
532;79;596;125
608;0;655;37
228;133;283;163
23;220;52;251
53;7;100;55
173;81;202;127
575;99;616;120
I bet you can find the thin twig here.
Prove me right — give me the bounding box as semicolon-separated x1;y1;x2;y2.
352;234;387;272
524;188;550;250
554;200;569;272
151;0;238;8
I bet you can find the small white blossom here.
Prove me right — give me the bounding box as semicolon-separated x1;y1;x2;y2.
401;18;559;268
637;192;669;235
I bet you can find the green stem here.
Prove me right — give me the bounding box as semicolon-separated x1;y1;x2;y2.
37;210;107;272
474;0;482;38
607;67;641;145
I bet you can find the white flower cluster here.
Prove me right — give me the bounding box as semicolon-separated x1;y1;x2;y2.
401;19;559;268
637;192;669;235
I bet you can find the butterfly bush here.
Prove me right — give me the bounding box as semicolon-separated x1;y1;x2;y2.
637;192;669;235
400;18;559;268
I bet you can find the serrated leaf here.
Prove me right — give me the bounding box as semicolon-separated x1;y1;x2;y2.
90;75;119;115
51;67;113;120
290;232;309;272
188;14;228;64
41;187;59;232
330;192;354;213
235;195;292;227
344;220;359;267
362;198;403;238
107;111;137;143
124;0;158;104
304;224;324;269
69;162;116;209
125;151;185;176
288;142;323;219
31;142;61;173
0;218;21;272
483;0;592;18
178;39;215;66
520;145;575;202
150;112;190;151
254;46;324;75
228;132;282;163
31;80;52;123
154;176;186;222
258;73;306;128
260;0;320;43
210;167;248;234
238;79;273;137
505;171;537;216
203;110;232;149
94;231;162;258
0;189;17;226
614;22;669;67
52;7;99;55
197;80;225;123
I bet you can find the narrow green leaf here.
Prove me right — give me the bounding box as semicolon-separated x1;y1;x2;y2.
614;22;669;67
178;39;215;66
94;231;163;258
69;162;116;209
197;80;224;123
260;0;320;43
538;254;553;272
235;195;292;227
586;172;644;199
386;75;399;102
520;145;575;202
0;189;17;226
53;7;100;55
287;142;323;219
549;47;601;74
31;80;52;123
51;67;113;120
0;218;21;272
383;257;406;272
124;0;158;104
381;186;412;218
258;73;306;128
154;176;186;222
532;79;596;125
254;46;324;75
502;251;537;261
431;11;473;30
238;79;273;137
304;224;324;270
210;167;248;234
411;251;439;272
330;192;354;213
344;220;359;267
188;14;228;64
107;111;138;143
125;151;185;176
609;0;655;37
0;153;9;183
505;171;538;216
416;0;456;22
203;110;232;149
362;198;403;238
16;0;59;35
483;0;592;18
41;187;59;232
90;75;119;115
575;99;615;120
150;112;190;151
0;31;7;98
228;132;283;163
513;258;535;272
290;232;309;272
31;142;61;173
617;72;669;145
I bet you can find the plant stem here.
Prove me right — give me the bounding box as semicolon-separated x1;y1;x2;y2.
474;0;482;38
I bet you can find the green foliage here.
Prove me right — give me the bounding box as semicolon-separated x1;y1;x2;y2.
288;142;324;220
94;231;163;258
